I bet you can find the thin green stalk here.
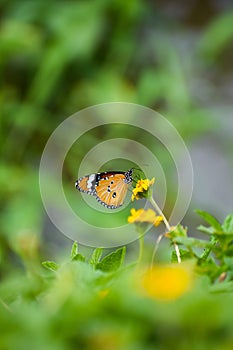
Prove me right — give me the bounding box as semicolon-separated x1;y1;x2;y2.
138;232;144;263
151;232;164;267
150;195;181;264
150;196;171;231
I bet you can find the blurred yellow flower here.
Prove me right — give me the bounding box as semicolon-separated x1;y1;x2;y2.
132;178;155;201
141;263;193;301
128;208;163;227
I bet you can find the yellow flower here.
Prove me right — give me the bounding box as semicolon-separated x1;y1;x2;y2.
132;178;155;201
141;263;193;301
128;208;163;227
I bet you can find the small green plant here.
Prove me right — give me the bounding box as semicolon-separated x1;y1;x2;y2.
1;174;233;349
128;177;233;293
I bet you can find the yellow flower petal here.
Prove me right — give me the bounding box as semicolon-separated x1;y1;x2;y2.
128;208;162;227
128;208;143;223
154;216;163;227
131;178;155;201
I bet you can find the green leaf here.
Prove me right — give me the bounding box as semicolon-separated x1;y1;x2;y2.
70;241;85;262
224;245;233;257
42;261;59;272
195;210;223;231
199;12;233;62
72;253;85;262
200;236;217;261
169;224;187;238
222;214;233;234
89;248;103;266
96;247;126;272
171;249;193;262
224;256;233;269
196;257;219;281
210;281;233;294
197;225;215;235
174;236;211;249
71;241;78;259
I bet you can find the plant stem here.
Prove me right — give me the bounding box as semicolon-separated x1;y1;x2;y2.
174;243;181;264
138;232;144;263
149;196;181;264
151;232;164;267
149;197;171;231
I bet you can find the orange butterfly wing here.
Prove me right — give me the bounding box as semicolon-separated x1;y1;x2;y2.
95;174;129;208
75;169;133;209
75;173;96;195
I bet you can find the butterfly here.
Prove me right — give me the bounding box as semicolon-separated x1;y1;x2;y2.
75;169;133;209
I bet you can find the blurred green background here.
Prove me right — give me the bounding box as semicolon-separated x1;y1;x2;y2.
1;0;233;260
1;1;233;349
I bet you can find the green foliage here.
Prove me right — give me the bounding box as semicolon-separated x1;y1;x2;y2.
42;244;126;274
222;214;233;234
0;1;232;348
89;247;103;266
0;211;233;349
195;210;223;232
199;11;233;62
0;0;231;251
42;261;60;272
171;212;233;286
95;247;126;272
70;241;86;262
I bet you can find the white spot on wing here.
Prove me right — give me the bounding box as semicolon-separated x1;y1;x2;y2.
87;174;95;189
